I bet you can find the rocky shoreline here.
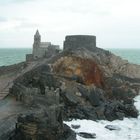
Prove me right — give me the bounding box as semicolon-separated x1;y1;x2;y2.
0;35;140;140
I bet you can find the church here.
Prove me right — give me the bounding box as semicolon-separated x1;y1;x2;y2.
26;30;60;61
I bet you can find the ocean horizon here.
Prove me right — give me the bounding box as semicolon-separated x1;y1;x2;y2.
0;48;140;66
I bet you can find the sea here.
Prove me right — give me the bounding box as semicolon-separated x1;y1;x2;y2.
0;48;32;66
0;48;140;140
0;48;140;66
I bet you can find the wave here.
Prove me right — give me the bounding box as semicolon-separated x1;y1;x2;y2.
65;94;140;140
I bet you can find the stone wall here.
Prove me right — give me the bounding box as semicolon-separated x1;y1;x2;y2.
32;45;60;60
63;35;96;50
33;47;47;59
26;54;33;62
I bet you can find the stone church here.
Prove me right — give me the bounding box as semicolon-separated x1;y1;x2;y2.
26;30;60;61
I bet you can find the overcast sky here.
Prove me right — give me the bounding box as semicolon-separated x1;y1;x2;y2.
0;0;140;49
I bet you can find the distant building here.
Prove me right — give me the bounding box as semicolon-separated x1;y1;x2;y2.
26;30;60;61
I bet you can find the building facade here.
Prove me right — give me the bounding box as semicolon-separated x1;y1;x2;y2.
26;30;60;61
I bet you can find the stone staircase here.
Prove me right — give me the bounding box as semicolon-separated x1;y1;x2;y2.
0;60;47;101
0;90;9;100
0;83;13;100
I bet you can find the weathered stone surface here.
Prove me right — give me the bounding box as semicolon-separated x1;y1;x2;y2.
88;88;101;106
124;104;138;118
10;87;76;140
64;89;80;105
11;113;76;140
53;56;104;87
78;132;96;139
71;124;80;129
105;125;121;131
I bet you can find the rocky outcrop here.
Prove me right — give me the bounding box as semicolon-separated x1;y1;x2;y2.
10;62;139;121
0;35;140;140
10;81;76;140
53;56;104;86
11;112;76;140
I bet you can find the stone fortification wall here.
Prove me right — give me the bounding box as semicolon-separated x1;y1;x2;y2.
63;35;96;50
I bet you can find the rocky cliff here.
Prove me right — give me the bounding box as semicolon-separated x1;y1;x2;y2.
0;35;140;140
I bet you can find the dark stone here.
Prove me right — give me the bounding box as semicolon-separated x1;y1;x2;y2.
77;85;89;100
105;125;121;131
64;89;80;106
11;108;76;140
104;102;123;121
77;105;98;120
112;87;136;101
95;105;106;120
115;112;125;120
124;104;138;118
89;88;101;106
71;124;81;129
60;124;77;140
78;132;96;139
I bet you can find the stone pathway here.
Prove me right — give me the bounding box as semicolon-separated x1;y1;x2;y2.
0;61;37;100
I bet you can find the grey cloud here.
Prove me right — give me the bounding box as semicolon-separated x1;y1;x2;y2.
0;17;7;22
16;21;39;29
11;0;37;3
0;0;36;4
43;0;111;16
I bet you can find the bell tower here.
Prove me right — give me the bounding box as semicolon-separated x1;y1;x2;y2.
33;30;41;48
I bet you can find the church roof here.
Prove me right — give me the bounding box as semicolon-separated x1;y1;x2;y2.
35;30;40;36
40;42;51;48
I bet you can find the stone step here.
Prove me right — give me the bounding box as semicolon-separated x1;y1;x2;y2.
0;91;9;100
0;93;9;96
0;91;9;94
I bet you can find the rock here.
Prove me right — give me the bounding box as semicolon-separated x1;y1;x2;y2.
78;132;96;139
63;124;77;140
95;105;106;120
10;83;77;140
77;85;89;99
105;125;121;131
124;104;138;118
88;88;101;106
112;86;136;101
71;124;80;129
104;101;128;121
11;105;76;140
76;105;98;120
115;112;125;120
64;89;80;106
0;34;140;140
53;56;105;86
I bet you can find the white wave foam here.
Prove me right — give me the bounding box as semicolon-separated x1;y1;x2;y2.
64;95;140;140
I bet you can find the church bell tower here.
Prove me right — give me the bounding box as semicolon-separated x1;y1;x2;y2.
33;30;41;48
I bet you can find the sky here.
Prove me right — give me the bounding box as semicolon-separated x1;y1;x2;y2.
0;0;140;49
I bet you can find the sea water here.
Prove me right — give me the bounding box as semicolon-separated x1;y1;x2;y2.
0;48;139;66
0;48;31;66
0;48;140;140
65;95;140;140
109;48;140;65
